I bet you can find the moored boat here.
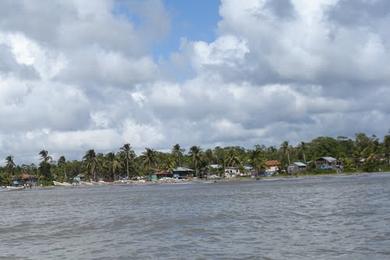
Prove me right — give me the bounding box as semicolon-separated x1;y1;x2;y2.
53;181;72;187
4;186;26;191
79;181;94;186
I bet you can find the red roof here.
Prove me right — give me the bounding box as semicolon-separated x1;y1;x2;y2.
21;173;37;180
265;160;281;167
155;171;172;175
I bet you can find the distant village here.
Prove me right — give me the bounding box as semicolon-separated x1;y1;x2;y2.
1;133;389;189
151;156;342;181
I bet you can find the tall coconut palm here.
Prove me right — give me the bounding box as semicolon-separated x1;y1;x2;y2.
214;147;225;164
204;149;215;165
39;150;52;163
250;148;265;173
226;150;241;168
5;155;16;176
83;149;99;181
161;156;175;172
120;143;135;179
384;134;390;165
105;152;121;181
300;142;307;163
57;155;67;181
38;150;53;182
189;146;202;177
171;144;184;167
142;148;157;175
280;141;291;166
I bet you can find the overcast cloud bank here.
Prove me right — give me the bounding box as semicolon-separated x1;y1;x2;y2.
0;0;389;163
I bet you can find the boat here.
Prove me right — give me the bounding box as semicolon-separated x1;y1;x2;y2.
3;186;26;191
53;181;72;187
79;181;94;186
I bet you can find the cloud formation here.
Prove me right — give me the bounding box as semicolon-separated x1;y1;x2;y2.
0;0;389;163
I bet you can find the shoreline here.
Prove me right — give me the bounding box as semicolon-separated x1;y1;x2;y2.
3;171;389;191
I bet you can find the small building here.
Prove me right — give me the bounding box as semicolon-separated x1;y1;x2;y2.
155;171;174;179
243;165;253;172
242;165;254;176
265;160;281;175
73;174;85;184
11;174;38;187
224;167;240;178
315;157;341;170
287;162;307;174
207;164;223;178
172;167;194;179
209;164;223;170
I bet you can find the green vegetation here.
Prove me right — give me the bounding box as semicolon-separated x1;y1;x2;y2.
1;133;390;186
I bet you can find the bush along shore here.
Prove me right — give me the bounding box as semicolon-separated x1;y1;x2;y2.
1;133;390;187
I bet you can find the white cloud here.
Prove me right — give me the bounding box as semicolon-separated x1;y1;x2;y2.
0;0;390;163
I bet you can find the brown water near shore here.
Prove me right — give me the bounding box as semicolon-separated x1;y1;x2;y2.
1;173;390;259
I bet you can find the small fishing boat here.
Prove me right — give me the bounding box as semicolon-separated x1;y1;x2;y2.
53;181;72;187
79;181;94;186
3;186;26;191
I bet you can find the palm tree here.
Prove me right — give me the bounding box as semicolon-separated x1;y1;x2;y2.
226;150;241;167
161;156;175;172
57;155;67;181
300;142;307;163
171;144;184;167
58;156;66;165
5;155;16;176
120;143;135;179
38;150;53;182
204;149;215;165
280;141;291;166
250;148;265;174
39;150;52;163
189;146;202;177
384;134;390;166
142;148;157;175
105;152;121;181
83;149;99;181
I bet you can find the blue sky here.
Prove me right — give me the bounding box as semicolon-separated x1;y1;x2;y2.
112;0;220;59
156;0;221;58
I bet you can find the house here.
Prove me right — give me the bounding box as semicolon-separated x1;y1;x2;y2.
155;171;173;179
11;174;38;187
287;162;307;174
73;174;85;184
209;164;223;170
265;160;281;175
224;167;240;178
172;167;194;179
207;164;223;178
315;157;342;170
242;165;254;176
243;165;253;172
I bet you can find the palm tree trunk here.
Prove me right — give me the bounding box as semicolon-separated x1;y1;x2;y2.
126;156;129;179
287;152;291;165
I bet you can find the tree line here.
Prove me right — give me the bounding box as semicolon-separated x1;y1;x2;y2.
1;133;390;185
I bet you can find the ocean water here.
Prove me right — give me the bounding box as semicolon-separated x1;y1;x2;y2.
1;174;390;259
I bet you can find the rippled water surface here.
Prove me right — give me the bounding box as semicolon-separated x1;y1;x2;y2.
1;174;390;259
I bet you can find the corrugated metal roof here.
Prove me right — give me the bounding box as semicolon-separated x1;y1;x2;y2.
209;164;222;169
320;157;337;162
293;162;307;167
265;160;281;166
173;167;194;172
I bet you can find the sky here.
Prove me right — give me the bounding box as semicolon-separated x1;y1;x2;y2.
0;0;390;163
